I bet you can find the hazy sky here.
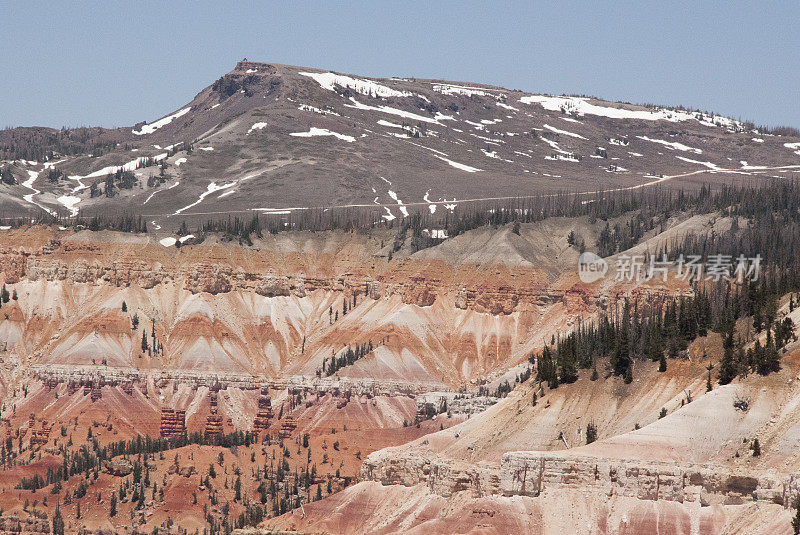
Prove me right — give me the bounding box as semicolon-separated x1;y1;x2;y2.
4;1;799;129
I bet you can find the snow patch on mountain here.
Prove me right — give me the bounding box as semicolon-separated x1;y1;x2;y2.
432;83;504;98
481;149;513;163
377;120;403;128
496;102;518;111
785;142;800;156
143;180;179;205
540;136;571;156
382;207;396;221
434;155;481;172
70;154;169;182
546;153;580;163
132;107;191;135
544;124;587;140
298;104;340;116
290;127;355;142
57;195;82;216
22;169;54;215
300;71;412;98
61;153;168;215
387;190;409;217
174;181;237;215
637;136;703;154
345;98;440;124
520;95;738;128
676;156;722;170
740;161;767;170
247;122;268;134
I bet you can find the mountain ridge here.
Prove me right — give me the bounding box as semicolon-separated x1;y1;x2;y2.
1;60;799;232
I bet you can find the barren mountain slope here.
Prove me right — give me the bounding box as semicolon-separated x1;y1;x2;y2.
2;61;799;230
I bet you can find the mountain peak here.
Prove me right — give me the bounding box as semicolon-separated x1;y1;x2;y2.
0;60;798;228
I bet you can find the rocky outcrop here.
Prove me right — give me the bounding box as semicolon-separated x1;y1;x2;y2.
103;458;134;476
416;392;497;416
500;452;786;505
31;365;448;396
255;272;291;297
0;249;28;283
362;448;790;507
184;263;234;294
361;448;501;498
26;257;171;287
366;280;381;300
168;463;197;477
253;388;273;432
402;284;436;307
0;514;50;534
205;390;224;438
472;289;518;315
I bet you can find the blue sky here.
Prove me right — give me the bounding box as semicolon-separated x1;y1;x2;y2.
3;1;799;129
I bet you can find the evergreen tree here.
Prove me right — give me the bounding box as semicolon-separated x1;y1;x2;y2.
1;167;15;185
586;422;597;444
613;301;632;377
558;339;578;384
536;346;559;389
52;505;65;535
717;323;738;385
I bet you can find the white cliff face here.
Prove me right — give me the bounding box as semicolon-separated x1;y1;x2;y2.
361;447;788;507
499;451;785;506
360;447;501;498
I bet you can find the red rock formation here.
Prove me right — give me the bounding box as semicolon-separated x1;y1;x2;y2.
159;408;186;438
279;408;297;438
401;277;437;307
90;381;102;402
253;387;273;432
204;391;223;439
